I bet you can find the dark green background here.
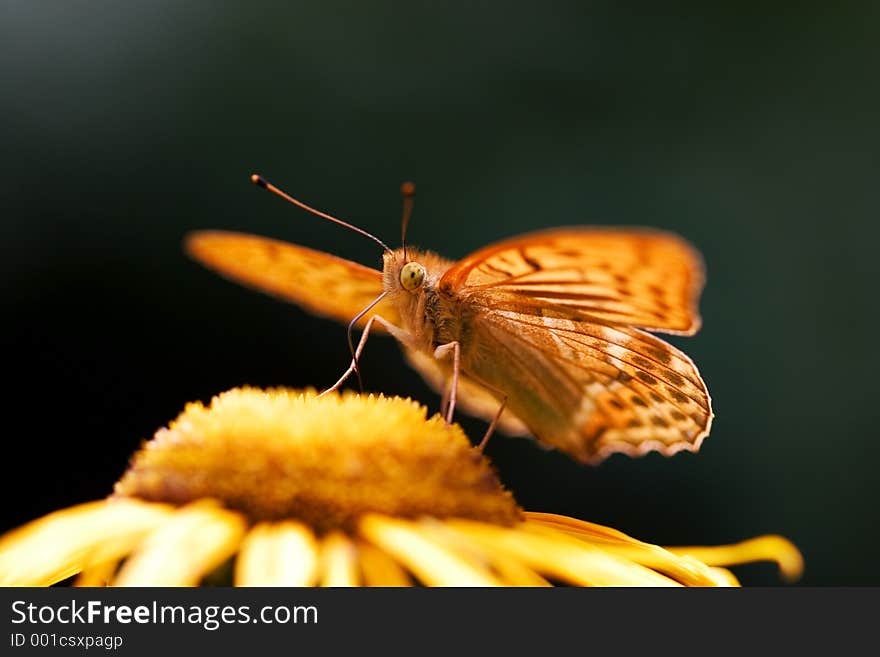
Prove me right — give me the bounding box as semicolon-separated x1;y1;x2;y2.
2;2;877;585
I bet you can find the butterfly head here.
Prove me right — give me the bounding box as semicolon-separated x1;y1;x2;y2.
382;247;445;297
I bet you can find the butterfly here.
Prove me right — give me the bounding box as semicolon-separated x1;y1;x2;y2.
185;175;712;464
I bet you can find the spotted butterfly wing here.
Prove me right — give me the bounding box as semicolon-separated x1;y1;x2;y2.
438;228;712;463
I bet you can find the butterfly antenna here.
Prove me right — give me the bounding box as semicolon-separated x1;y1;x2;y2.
251;174;392;253
400;181;415;261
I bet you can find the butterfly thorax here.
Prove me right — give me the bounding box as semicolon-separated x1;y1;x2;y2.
382;248;461;351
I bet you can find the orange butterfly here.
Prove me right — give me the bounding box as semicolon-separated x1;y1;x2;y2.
185;176;712;464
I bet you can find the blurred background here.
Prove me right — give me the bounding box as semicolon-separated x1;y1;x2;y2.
2;2;877;585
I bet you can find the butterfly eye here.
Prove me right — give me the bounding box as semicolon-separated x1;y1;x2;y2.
400;262;426;291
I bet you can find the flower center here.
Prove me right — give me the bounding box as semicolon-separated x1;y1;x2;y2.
113;388;520;532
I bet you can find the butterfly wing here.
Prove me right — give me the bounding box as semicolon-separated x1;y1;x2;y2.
185;230;400;329
461;308;713;463
439;228;704;335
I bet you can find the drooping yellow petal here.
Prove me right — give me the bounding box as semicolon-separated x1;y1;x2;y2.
113;501;246;586
0;499;174;586
359;515;502;586
666;535;804;582
524;512;645;545
707;566;741;587
319;532;360;587
447;520;682;587
522;521;735;587
235;521;319;586
527;512;797;584
357;542;412;587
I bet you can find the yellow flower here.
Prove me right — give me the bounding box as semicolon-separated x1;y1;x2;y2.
0;388;802;587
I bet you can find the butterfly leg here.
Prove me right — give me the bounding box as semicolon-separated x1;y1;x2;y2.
478;390;508;452
433;341;461;424
457;370;509;452
439;379;452;421
320;315;410;395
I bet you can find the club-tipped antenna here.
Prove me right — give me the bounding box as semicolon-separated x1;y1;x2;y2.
251;174;392;253
400;181;415;261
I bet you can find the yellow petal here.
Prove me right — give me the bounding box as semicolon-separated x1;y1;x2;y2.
357;542;412;587
524;512;644;545
522;521;735;587
113;501;246;586
666;535;804;582
0;499;174;586
319;532;360;587
707;566;741;587
235;521;319;586
359;515;502;586
420;520;550;587
529;513;799;584
447;520;682;587
74;559;119;587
